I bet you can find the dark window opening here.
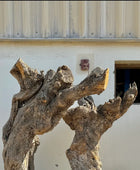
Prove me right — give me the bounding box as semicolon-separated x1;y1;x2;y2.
115;61;140;103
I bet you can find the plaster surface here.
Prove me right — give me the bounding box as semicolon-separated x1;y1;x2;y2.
0;41;140;170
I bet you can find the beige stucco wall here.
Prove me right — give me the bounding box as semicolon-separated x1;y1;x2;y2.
0;41;140;170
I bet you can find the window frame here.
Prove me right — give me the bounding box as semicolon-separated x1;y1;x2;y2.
115;60;140;104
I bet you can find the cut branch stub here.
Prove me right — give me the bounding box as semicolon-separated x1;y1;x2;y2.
120;82;138;115
10;58;44;90
98;82;138;122
77;67;109;96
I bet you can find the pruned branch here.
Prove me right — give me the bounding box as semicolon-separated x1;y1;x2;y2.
120;82;138;115
46;67;109;114
10;58;44;90
97;82;138;122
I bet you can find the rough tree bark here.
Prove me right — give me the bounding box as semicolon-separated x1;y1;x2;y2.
2;59;109;170
63;83;137;170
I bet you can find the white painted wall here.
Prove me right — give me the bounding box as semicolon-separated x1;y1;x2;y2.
0;41;140;170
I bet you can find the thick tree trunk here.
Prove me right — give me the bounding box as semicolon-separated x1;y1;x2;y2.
2;59;109;170
63;83;137;170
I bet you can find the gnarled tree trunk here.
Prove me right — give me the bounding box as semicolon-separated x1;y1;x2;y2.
63;83;137;170
2;59;109;170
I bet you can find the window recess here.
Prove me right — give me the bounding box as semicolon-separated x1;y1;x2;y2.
115;61;140;103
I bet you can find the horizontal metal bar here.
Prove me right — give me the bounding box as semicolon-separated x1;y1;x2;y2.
0;38;140;43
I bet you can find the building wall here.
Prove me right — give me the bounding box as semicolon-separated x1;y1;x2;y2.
0;1;140;39
0;41;140;170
